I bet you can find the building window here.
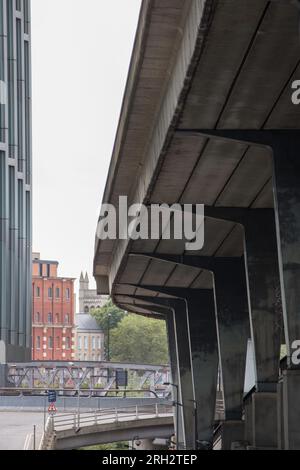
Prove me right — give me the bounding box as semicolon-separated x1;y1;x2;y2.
65;314;70;325
56;336;60;349
36;336;41;350
56;288;60;298
78;337;82;350
92;337;96;350
98;354;101;361
92;354;95;361
84;337;88;350
36;286;40;297
84;306;89;314
66;288;70;300
55;313;59;324
66;337;71;350
39;264;43;277
48;336;53;349
48;313;53;324
98;337;101;349
35;312;40;324
47;264;50;278
48;287;53;299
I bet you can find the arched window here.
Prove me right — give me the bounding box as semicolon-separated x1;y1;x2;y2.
48;313;53;324
84;306;89;314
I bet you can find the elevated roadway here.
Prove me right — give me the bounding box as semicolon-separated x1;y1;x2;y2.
94;0;300;450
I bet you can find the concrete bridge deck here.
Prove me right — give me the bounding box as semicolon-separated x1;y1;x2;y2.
40;405;174;450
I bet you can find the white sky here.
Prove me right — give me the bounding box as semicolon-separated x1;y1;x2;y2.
31;0;141;297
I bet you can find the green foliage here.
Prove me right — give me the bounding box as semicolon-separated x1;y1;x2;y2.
91;299;126;331
110;314;169;365
80;442;128;451
92;300;169;365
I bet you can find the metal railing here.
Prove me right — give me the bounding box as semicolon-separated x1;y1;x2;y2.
55;403;173;430
0;387;170;398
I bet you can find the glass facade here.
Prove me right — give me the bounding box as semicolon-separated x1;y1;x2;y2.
0;0;32;363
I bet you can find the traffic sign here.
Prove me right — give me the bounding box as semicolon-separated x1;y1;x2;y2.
48;390;57;403
48;403;57;414
116;370;128;388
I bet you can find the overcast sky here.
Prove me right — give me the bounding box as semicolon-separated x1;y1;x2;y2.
31;0;141;298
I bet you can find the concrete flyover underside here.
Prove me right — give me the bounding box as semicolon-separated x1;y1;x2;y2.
94;0;300;450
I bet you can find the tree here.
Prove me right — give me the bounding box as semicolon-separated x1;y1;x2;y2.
91;299;126;359
91;299;126;331
110;314;169;365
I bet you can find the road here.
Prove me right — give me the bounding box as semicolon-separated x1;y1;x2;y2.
0;412;44;450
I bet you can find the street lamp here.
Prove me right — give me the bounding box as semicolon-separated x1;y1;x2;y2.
190;399;198;450
107;313;112;361
107;313;112;381
164;382;181;450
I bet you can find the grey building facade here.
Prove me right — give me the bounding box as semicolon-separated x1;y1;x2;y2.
79;272;107;314
0;0;32;363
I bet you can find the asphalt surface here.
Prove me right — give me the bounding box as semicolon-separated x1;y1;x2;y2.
0;412;44;450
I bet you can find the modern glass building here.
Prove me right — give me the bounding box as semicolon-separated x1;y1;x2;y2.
0;0;32;363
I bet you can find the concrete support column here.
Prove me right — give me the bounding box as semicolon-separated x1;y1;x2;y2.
165;311;184;448
273;139;300;449
213;259;250;422
172;300;195;450
205;207;282;448
212;259;250;449
187;291;219;449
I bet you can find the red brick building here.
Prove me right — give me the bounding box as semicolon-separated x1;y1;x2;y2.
32;253;76;361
